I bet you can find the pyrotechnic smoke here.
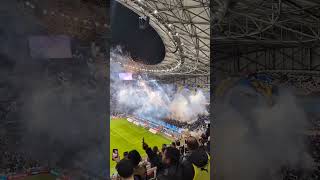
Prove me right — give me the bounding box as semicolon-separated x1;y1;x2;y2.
110;48;209;123
0;1;108;177
169;90;208;122
213;83;315;180
16;63;108;177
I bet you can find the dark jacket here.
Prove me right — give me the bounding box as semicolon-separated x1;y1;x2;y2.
145;147;184;180
188;149;209;168
181;149;209;180
156;164;184;180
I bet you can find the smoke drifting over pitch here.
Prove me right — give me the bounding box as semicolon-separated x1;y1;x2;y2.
110;47;209;123
214;85;315;180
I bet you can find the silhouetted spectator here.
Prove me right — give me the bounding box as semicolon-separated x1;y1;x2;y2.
157;147;183;180
143;143;162;170
116;159;135;180
128;150;146;180
181;136;210;180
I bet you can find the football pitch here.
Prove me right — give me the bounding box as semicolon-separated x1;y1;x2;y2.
110;118;172;174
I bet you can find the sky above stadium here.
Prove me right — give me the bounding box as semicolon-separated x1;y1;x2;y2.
110;0;165;65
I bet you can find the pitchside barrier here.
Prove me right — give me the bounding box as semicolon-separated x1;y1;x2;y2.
127;118;133;122
148;128;158;134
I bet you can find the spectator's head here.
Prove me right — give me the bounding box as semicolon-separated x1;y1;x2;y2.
171;142;176;148
176;140;181;146
116;159;134;179
162;147;180;166
128;150;142;167
153;146;159;154
186;136;199;151
162;144;167;149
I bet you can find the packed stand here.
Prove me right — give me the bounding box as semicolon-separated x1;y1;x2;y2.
0;141;42;175
111;132;211;180
161;115;209;131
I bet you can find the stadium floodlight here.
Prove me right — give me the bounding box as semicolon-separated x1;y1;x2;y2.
168;24;172;27
154;10;158;14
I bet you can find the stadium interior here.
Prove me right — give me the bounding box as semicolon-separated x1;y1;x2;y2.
110;0;210;179
0;0;211;179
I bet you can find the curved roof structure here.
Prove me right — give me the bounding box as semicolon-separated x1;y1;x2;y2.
213;0;320;94
212;0;320;44
116;0;210;76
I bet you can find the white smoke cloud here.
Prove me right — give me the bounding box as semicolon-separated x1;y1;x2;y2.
170;90;209;122
110;48;209;123
214;84;315;180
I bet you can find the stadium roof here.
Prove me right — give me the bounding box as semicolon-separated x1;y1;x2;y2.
212;0;320;44
212;0;320;80
116;0;210;76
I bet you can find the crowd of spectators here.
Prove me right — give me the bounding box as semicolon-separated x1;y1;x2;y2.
161;118;186;128
161;114;209;131
0;151;41;175
111;124;211;180
0;134;42;175
0;77;48;176
185;115;209;132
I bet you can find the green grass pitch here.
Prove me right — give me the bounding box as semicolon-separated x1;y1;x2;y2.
110;118;172;174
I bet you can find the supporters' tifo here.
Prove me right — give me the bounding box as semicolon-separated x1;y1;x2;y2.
110;48;211;180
